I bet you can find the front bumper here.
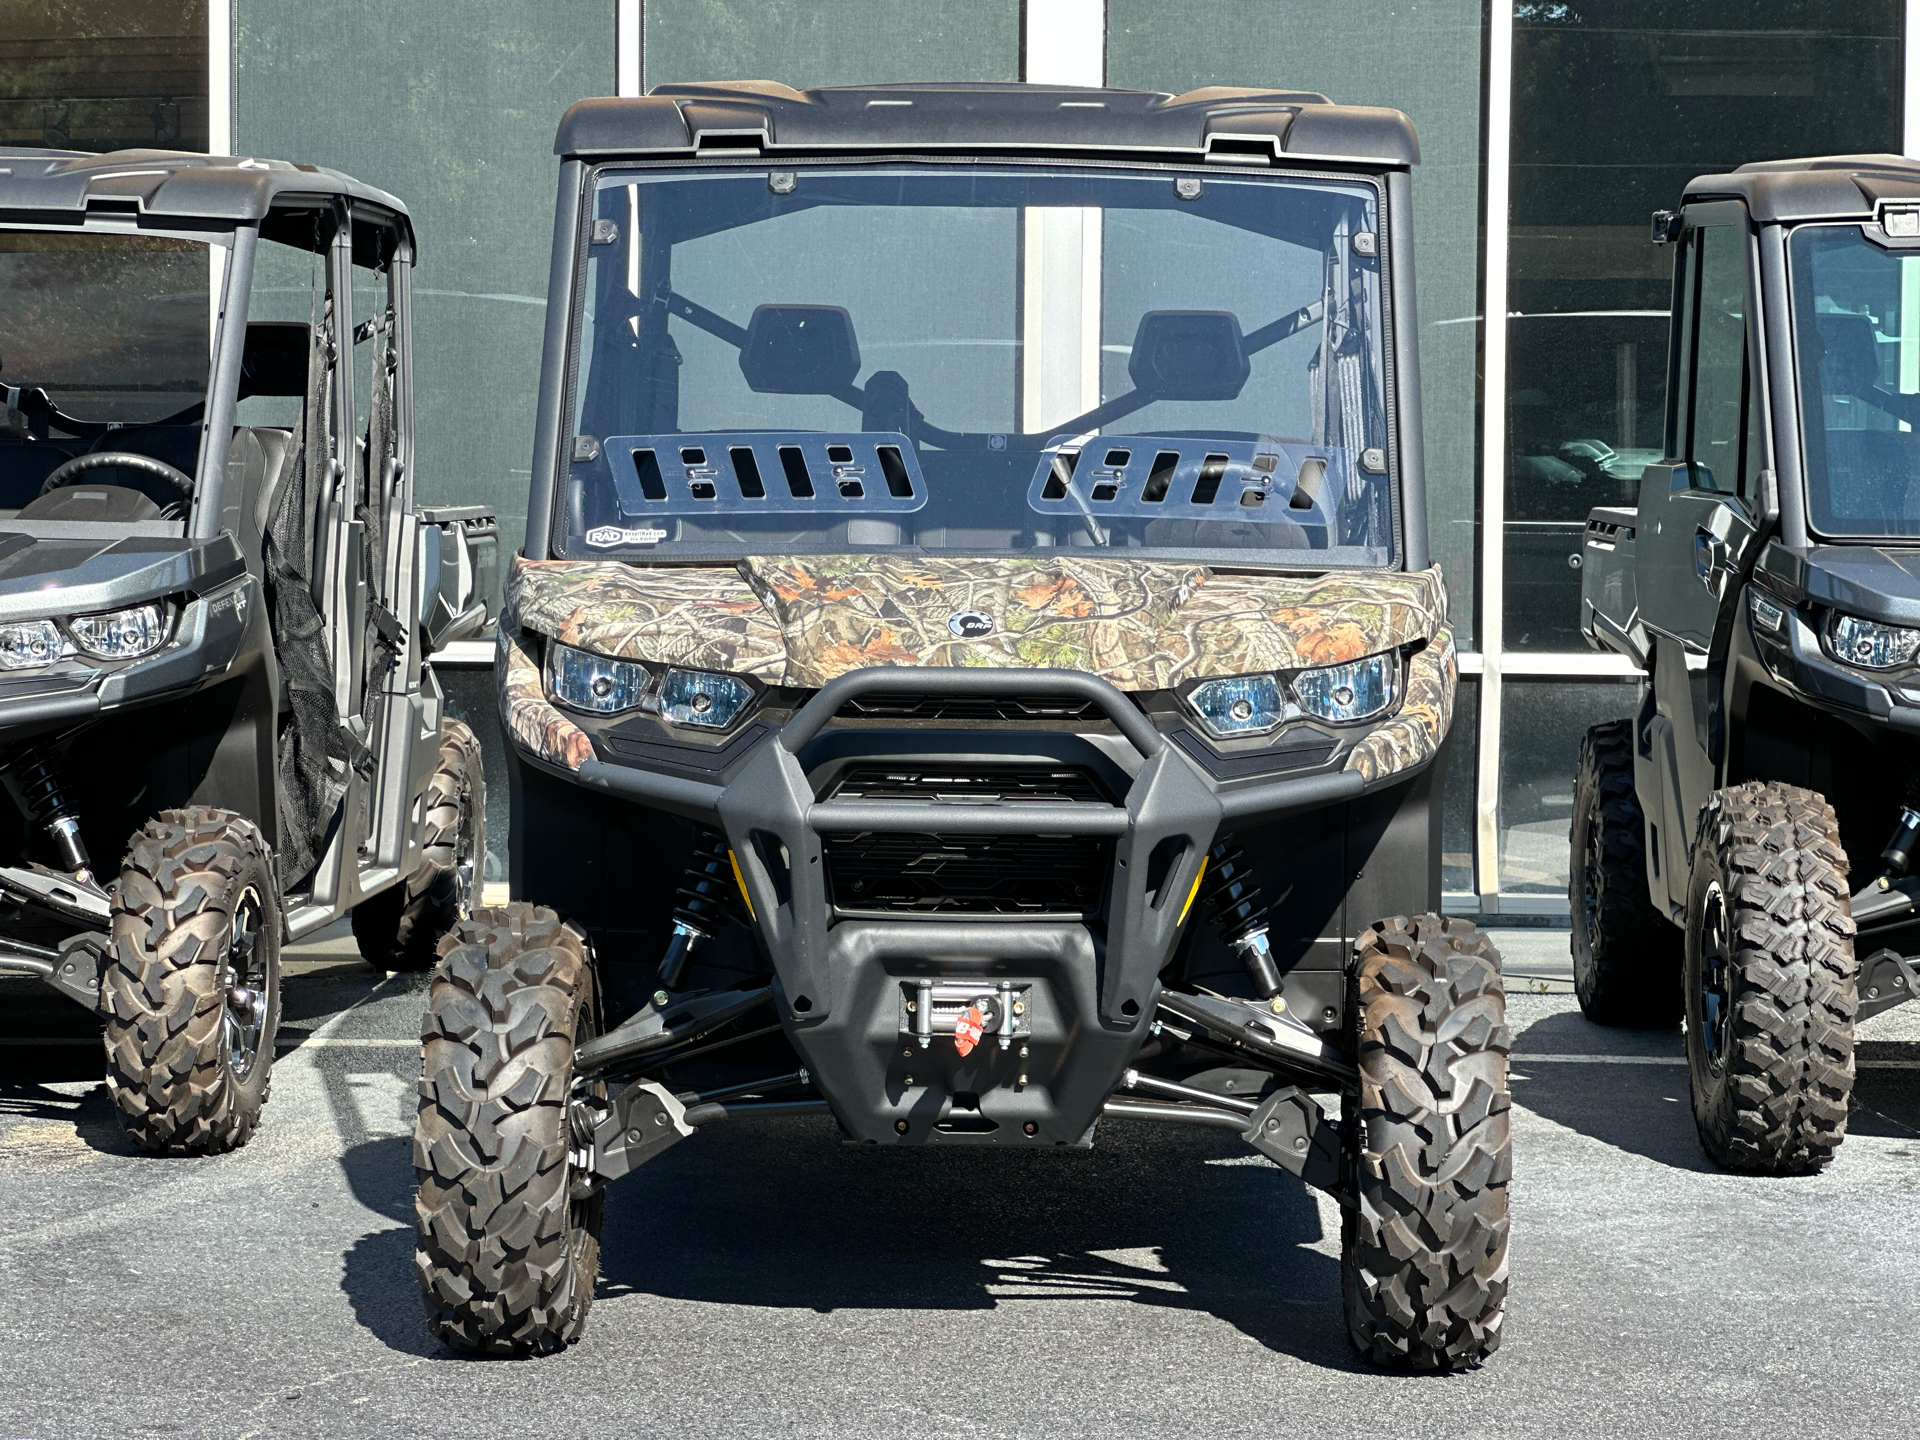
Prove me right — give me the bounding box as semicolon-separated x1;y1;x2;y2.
543;666;1434;1144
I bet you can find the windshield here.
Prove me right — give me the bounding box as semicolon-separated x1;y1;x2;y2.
1;230;211;426
1790;223;1920;539
560;163;1393;565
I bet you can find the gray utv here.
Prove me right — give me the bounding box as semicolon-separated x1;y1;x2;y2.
0;150;496;1153
1576;155;1920;1172
413;82;1508;1369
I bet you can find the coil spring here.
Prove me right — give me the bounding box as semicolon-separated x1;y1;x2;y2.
2;743;71;828
675;828;747;934
1196;840;1264;943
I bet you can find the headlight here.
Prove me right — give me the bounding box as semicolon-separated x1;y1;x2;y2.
1293;652;1399;724
67;602;168;661
659;667;755;730
1826;612;1920;671
545;641;651;713
0;619;62;670
1186;675;1287;737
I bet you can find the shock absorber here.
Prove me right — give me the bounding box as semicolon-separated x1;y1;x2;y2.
654;828;749;992
1;743;93;884
1196;839;1282;1000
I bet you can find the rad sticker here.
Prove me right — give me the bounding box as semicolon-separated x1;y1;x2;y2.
584;525;667;548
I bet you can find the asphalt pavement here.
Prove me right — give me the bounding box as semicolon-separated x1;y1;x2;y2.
2;924;1916;1440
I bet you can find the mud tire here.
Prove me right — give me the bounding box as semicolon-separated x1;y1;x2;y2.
1343;914;1510;1371
100;807;282;1155
413;903;602;1355
1684;782;1856;1174
1571;719;1683;1026
355;717;485;971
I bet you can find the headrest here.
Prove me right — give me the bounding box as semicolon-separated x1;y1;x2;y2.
739;304;860;394
240;322;311;399
1128;310;1250;401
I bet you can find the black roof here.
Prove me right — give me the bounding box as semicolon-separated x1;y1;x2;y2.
555;81;1418;168
0;148;413;249
1686;154;1920;224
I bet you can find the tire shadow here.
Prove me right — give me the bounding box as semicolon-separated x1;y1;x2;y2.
1508;1009;1714;1172
594;1114;1359;1370
337;1133;443;1357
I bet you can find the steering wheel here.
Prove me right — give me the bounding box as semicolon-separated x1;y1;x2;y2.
39;450;194;499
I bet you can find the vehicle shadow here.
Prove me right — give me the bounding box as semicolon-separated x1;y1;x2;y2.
335;1111;1356;1367
1508;1008;1714;1173
595;1115;1359;1371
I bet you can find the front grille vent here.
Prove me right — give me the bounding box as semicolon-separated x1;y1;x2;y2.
824;831;1111;916
836;694;1101;722
827;765;1110;806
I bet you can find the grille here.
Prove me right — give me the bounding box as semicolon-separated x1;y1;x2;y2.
824;830;1112;916
827;765;1110;805
836;694;1101;722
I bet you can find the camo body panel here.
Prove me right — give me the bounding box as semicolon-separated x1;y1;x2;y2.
507;555;785;678
498;626;594;771
502;552;1454;783
1343;625;1456;783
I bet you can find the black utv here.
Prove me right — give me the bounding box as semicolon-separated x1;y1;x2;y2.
413;82;1509;1369
1575;155;1920;1173
0;150;496;1153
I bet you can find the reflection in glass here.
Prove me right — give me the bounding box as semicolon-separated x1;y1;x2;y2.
1504;1;1901;650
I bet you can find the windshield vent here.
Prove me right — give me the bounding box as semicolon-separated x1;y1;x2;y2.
601;432;927;516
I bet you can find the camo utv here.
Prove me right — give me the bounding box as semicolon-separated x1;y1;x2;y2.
412;82;1510;1369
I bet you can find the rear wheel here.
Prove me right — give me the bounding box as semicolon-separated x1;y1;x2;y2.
100;807;282;1154
1685;782;1856;1173
1343;914;1510;1371
1571;719;1682;1026
354;716;484;971
413;903;602;1355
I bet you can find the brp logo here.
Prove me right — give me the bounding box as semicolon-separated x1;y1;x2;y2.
947;610;994;639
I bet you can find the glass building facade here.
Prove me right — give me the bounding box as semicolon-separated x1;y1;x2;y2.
26;0;1914;906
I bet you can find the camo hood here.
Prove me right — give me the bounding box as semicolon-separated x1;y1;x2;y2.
504;553;1449;690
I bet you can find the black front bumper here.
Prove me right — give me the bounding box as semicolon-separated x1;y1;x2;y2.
549;667;1391;1145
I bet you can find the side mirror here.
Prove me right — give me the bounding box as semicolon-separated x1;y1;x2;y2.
1651;209;1682;245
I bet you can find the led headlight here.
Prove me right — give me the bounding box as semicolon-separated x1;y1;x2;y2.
0;619;62;670
659;667;755;730
67;602;168;661
545;641;652;713
1292;652;1399;724
1186;674;1287;738
1826;612;1920;671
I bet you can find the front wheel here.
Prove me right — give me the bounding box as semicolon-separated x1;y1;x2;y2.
1685;782;1856;1173
1343;914;1510;1371
100;807;282;1154
413;903;601;1355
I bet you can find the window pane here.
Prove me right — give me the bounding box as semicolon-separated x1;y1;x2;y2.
235;0;612;566
1442;677;1478;896
1498;679;1642;893
1503;1;1902;651
644;1;1019;88
1107;0;1485;646
1688;224;1747;492
1;1;208;152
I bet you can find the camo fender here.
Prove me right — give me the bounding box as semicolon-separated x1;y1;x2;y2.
498;625;594;771
1343;625;1456;783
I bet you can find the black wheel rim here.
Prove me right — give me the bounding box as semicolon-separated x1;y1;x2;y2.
1697;879;1732;1072
222;885;268;1080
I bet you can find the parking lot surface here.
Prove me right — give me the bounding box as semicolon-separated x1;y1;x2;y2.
2;925;1916;1440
